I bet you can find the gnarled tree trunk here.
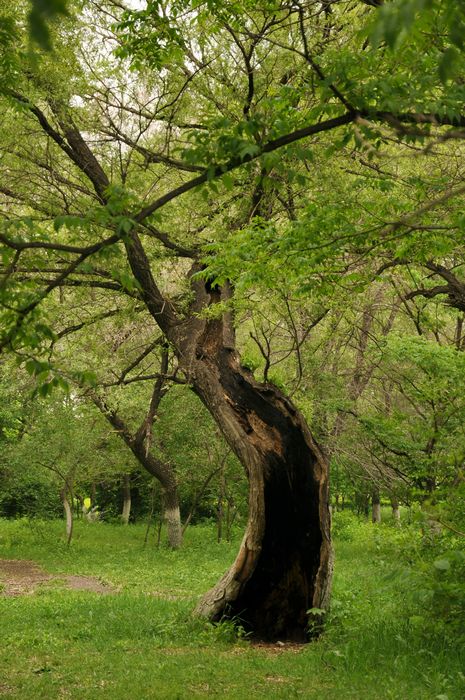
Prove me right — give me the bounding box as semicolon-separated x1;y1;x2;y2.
125;241;332;640
173;285;332;641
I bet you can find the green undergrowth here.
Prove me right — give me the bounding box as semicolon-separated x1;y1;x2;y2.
0;515;464;699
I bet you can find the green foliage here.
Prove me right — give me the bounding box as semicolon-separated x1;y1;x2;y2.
369;0;465;82
158;386;246;521
28;0;69;51
0;12;20;91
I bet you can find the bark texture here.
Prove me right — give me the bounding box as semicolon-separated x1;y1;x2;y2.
163;487;183;549
121;474;131;525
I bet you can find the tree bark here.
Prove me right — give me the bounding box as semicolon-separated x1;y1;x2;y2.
121;474;131;525
372;489;381;523
163;484;183;549
169;282;332;641
390;497;400;525
60;486;73;546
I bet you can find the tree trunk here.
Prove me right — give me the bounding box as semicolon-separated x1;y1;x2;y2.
163;485;182;549
372;489;381;524
92;395;183;549
217;464;226;543
192;351;331;641
60;486;73;546
121;474;131;525
391;497;400;525
226;496;236;542
173;287;332;641
123;249;332;640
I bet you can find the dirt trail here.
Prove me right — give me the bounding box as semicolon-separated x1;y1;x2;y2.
0;559;112;596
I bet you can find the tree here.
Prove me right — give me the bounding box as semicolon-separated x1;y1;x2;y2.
1;0;465;639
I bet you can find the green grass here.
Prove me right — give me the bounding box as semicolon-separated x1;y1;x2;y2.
0;515;464;699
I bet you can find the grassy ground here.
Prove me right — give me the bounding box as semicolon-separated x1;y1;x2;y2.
0;514;464;699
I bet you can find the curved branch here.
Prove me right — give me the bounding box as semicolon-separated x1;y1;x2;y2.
135;111;356;222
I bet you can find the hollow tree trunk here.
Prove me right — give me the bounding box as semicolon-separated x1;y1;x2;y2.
191;346;331;640
124;245;332;640
171;284;332;641
121;474;131;525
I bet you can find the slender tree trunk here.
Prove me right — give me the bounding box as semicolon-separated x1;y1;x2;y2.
156;513;163;548
182;466;221;535
372;489;381;524
217;464;226;543
144;479;157;546
92;396;183;549
60;486;73;546
226;496;236;542
121;474;131;525
391;497;400;525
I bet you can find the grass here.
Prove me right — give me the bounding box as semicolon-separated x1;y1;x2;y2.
0;514;464;699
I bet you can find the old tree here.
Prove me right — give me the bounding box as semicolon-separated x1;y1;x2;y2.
1;0;464;639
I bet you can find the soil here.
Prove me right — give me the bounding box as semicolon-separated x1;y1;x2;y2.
0;559;112;596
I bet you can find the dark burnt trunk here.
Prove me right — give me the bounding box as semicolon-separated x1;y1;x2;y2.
172;286;332;641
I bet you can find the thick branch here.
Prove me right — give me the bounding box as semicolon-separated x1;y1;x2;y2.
135;112;356;222
124;232;179;333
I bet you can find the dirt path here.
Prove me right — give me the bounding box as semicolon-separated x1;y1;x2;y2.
0;559;112;596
